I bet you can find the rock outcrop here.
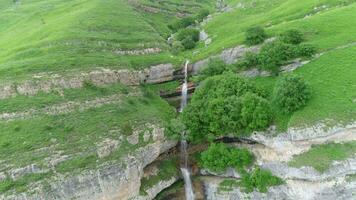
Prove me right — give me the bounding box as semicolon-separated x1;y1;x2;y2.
191;38;274;74
1;126;177;200
0;64;175;100
202;177;356;200
201;122;356;200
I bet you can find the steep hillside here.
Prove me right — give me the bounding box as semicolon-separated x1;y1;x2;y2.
0;0;355;199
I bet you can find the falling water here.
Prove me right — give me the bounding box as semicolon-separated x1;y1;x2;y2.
180;60;195;200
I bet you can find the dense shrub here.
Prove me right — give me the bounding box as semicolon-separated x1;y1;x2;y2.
199;59;227;80
241;167;284;193
171;41;184;54
240;93;272;132
196;9;210;22
176;28;199;42
243;52;260;68
165;118;186;140
182;73;270;142
176;28;199;49
273;75;310;113
199;143;254;173
296;44;316;58
168;17;195;32
280;29;303;44
181;37;196;49
258;41;297;72
168;9;209;31
245;26;267;46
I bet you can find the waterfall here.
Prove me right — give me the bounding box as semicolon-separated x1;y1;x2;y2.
180;60;195;200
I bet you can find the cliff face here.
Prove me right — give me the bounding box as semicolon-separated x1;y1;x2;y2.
1;126;177;200
200;123;356;200
0;64;175;100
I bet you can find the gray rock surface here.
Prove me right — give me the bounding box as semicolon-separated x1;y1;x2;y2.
1;126;177;200
0;64;175;100
191;38;274;74
96;139;120;158
203;177;356;200
137;176;178;200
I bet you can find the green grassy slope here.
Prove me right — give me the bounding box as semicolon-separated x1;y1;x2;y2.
0;86;175;193
289;142;356;172
253;45;356;130
189;0;356;130
0;0;217;80
185;0;356;61
0;0;173;80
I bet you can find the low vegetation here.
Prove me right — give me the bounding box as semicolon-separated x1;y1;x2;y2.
237;31;316;73
245;26;267;46
289;142;356;172
199;143;254;173
168;9;210;32
198;59;228;81
240;167;284;193
140;159;178;195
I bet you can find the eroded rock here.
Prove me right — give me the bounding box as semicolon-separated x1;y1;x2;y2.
96;139;120;158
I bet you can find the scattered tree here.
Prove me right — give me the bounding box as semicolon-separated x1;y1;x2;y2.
245;26;267;46
280;29;303;44
273;75;310;113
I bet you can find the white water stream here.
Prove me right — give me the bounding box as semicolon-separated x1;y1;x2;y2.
180;60;195;200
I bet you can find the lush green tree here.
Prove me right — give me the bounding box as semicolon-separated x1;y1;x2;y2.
182;73;270;142
181;37;196;49
258;40;297;73
245;26;267;46
176;28;199;50
273;75;310;113
199;143;254;173
280;29;303;44
240;93;272;132
176;28;199;42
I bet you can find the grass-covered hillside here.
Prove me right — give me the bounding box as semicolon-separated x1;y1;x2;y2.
0;0;215;80
0;0;355;197
182;0;356;131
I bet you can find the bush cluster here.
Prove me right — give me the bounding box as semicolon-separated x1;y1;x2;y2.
182;73;272;142
199;143;254;173
280;29;303;44
272;74;310;113
257;40;297;72
174;28;200;50
238;42;315;73
168;9;210;32
238;29;316;73
241;167;284;193
245;26;267;46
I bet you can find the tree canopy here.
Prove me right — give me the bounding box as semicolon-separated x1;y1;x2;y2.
182;73;272;142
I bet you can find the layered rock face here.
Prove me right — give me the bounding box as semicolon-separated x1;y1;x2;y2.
0;64;175;100
201;123;356;200
1;126;177;200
